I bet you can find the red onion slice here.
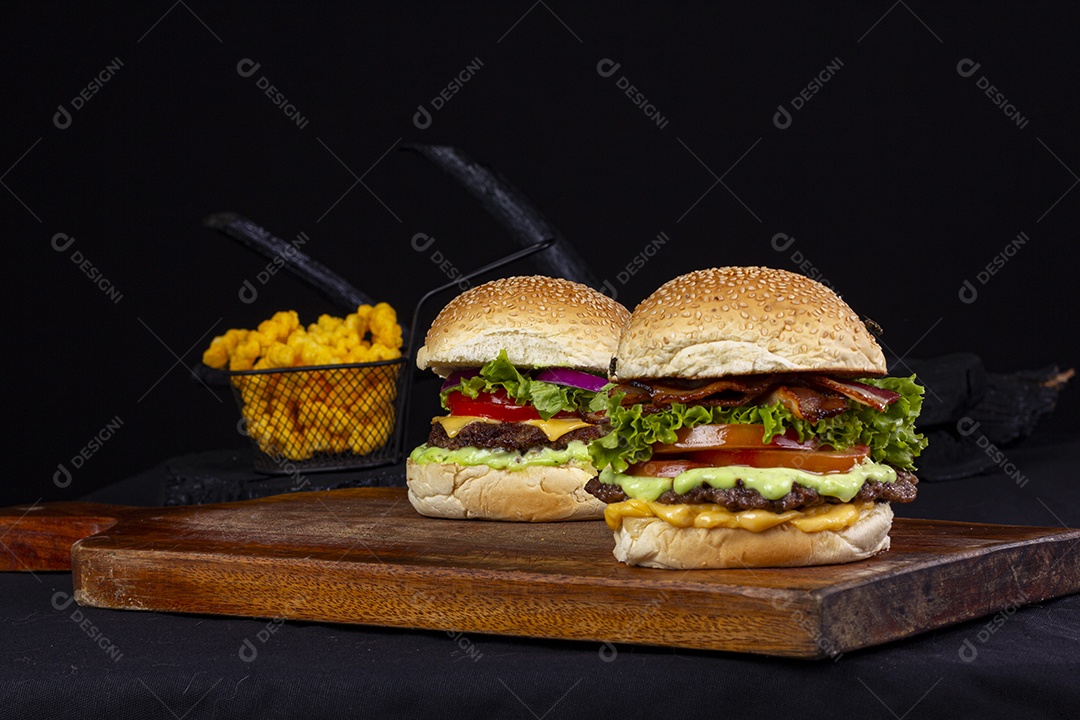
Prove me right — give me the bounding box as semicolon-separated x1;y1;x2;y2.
440;368;481;392
534;368;608;392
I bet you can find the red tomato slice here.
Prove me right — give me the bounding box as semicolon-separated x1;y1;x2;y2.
651;424;818;454
690;446;870;474
628;460;712;478
629;445;870;477
445;390;542;421
444;389;577;422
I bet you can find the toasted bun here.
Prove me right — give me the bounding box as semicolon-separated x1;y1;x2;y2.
614;266;886;379
416;276;630;376
611;502;892;569
405;459;606;521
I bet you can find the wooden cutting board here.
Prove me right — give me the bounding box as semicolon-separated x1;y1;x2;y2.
3;487;1079;658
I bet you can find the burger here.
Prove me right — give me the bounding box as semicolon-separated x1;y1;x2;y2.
406;275;631;521
585;267;926;568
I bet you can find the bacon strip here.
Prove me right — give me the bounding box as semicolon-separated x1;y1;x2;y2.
809;376;900;411
762;385;849;422
616;374;896;414
613;383;652;406
630;376;775;406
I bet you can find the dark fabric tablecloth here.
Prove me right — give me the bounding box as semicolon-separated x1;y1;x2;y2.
4;433;1079;718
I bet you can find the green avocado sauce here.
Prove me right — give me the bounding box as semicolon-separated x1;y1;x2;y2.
598;461;897;503
409;441;593;471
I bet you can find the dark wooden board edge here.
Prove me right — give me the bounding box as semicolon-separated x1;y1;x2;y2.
72;522;1080;659
0;502;125;572
818;528;1080;656
72;544;829;658
24;489;1077;658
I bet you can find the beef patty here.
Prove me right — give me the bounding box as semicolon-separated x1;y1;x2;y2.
584;469;918;513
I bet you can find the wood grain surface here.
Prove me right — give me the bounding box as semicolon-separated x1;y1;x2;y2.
3;487;1079;658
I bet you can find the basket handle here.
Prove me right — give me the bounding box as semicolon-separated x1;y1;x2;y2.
392;238;557;461
204;212;388;325
403;144;600;288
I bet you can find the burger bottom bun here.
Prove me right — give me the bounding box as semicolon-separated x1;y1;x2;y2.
405;459;606;522
612;502;893;569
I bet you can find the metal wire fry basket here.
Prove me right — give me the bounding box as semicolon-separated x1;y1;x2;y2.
229;358;406;474
215;234;556;476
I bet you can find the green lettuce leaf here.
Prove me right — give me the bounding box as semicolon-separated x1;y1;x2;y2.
440;349;608;420
589;375;927;473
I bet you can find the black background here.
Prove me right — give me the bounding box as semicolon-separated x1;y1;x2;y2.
3;1;1078;506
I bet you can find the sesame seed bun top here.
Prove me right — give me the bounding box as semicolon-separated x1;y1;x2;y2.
614;266;887;379
416;275;631;376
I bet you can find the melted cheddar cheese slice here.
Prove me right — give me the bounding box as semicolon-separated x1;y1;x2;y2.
433;415;593;442
604;498;869;533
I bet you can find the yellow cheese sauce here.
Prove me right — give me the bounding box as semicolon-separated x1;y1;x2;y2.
433;415;593;442
604;498;870;532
